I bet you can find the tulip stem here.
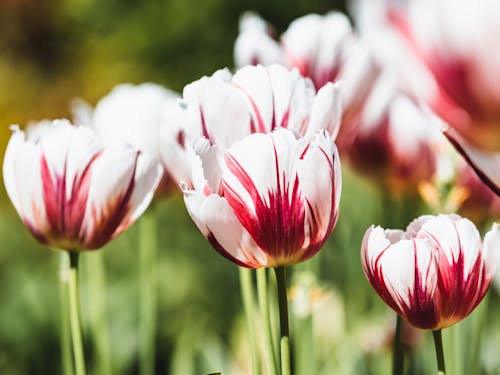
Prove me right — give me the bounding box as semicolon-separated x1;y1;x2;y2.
59;253;74;375
393;315;404;375
274;266;291;375
139;207;157;375
257;268;279;375
433;329;446;375
67;251;87;375
239;267;261;375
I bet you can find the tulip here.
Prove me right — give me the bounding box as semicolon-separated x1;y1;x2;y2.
3;119;162;375
88;83;183;195
362;213;498;329
182;128;341;268
161;64;342;189
183;128;341;375
3;119;162;251
355;0;500;151
347;75;437;194
233;12;380;151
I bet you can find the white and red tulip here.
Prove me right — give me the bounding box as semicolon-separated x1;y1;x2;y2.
347;76;437;194
234;13;380;150
3;119;162;251
355;0;500;151
182;128;341;268
160;64;342;188
362;214;499;330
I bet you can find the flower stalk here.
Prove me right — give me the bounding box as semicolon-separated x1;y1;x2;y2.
275;266;291;375
239;267;261;375
393;315;404;375
433;329;446;375
139;207;158;375
67;252;86;375
257;268;278;375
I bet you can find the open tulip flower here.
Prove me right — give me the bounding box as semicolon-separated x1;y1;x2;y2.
3;119;162;251
84;83;183;194
362;214;499;330
234;12;380;151
182;128;341;268
161;64;342;189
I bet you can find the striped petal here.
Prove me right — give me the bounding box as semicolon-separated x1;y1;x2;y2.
80;144;161;249
182;188;269;268
3;126;49;242
297;130;341;256
306;82;342;140
221;129;308;264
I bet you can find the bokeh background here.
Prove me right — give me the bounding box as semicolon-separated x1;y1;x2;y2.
1;1;499;374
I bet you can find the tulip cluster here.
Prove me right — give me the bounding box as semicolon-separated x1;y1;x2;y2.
3;1;500;375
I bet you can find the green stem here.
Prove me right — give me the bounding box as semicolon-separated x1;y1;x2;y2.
239;267;260;375
59;254;74;375
433;329;446;375
139;208;158;375
274;266;291;375
68;252;86;375
393;315;404;375
257;268;278;375
86;252;112;375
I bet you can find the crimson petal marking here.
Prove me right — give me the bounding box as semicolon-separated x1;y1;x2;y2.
443;126;500;196
222;134;306;264
80;148;140;249
183;189;269;268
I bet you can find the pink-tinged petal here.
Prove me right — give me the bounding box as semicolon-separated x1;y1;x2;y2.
182;72;252;149
159;99;192;187
379;238;439;329
443;126;500;196
232;65;277;133
3;126;49;242
297;131;341;255
306;82;342;140
80;145;145;249
234;12;284;68
221;130;307;264
282;12;352;89
182;188;269;268
123;153;163;224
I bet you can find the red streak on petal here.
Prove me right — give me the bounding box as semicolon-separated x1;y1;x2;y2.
222;142;306;264
82;152;139;249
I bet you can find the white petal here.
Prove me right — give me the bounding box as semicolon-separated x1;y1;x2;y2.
182;74;252;150
361;225;392;273
234;12;284;68
93;83;179;160
182;189;269;267
306;82;342;140
379;238;437;312
3;126;48;233
126;153;163;223
297;131;341;243
483;223;500;279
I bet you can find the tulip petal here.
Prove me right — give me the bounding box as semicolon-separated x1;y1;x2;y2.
183;189;269;268
297;131;341;255
484;223;500;278
3;127;49;241
306;82;342;140
222;130;307;263
81;145;159;249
